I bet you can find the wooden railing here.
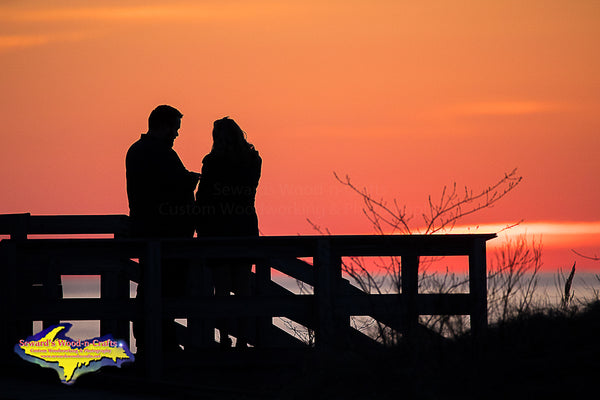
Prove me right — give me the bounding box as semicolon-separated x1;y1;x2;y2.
0;214;495;379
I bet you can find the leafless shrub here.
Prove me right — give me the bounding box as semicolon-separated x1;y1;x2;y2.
487;235;543;323
304;170;531;342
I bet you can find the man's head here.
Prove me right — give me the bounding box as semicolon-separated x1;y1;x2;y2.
147;105;183;147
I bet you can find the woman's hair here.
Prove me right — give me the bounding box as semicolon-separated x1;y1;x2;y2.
211;117;255;156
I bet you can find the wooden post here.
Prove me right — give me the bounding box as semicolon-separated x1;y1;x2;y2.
0;241;18;359
40;259;61;331
315;238;343;349
8;213;29;241
469;239;488;347
144;241;162;379
401;252;419;340
255;260;272;347
186;259;215;349
8;214;33;340
199;260;215;347
112;228;134;350
100;267;130;345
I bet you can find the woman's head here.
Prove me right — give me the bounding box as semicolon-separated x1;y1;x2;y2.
211;117;254;155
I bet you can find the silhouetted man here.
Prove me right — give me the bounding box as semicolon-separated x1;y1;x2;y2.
126;105;199;237
126;105;200;353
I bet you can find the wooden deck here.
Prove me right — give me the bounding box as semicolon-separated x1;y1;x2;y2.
0;213;495;380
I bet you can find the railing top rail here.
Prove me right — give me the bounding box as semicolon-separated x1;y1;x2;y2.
0;214;496;248
0;214;129;236
0;213;496;259
4;233;497;242
6;233;496;258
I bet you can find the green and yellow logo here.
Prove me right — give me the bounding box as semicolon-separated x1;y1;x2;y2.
14;323;134;385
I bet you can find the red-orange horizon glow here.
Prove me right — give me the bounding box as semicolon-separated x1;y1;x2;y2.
1;1;599;271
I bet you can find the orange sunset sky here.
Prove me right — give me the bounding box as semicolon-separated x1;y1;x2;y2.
1;1;598;271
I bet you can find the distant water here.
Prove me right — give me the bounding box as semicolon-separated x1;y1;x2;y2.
525;272;599;304
30;272;599;349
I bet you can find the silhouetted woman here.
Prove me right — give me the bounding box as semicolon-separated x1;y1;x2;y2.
195;117;261;348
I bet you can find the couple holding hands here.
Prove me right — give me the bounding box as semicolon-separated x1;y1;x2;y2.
126;105;261;350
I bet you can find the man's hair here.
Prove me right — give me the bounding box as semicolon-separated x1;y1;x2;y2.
148;105;183;131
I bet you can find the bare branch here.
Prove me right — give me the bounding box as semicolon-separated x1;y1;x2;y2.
304;168;532;340
571;249;600;261
334;169;522;236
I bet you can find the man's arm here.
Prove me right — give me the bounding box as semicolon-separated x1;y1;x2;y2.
162;149;200;197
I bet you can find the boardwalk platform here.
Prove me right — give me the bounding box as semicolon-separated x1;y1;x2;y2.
0;213;495;382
